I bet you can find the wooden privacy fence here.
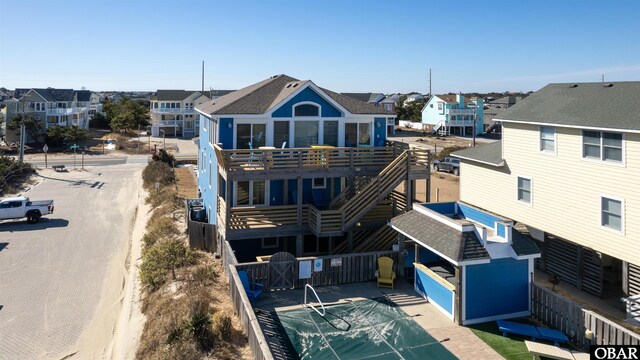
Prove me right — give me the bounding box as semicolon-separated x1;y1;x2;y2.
234;249;401;291
185;200;217;252
531;283;640;349
228;266;274;360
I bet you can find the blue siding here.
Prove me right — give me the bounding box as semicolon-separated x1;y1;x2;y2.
497;223;505;238
422;202;456;215
219;118;233;148
198;114;217;225
415;267;454;315
272;87;342;118
465;258;529;321
457;203;498;228
270;180;284;206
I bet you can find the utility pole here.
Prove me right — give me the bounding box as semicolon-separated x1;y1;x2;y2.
428;68;432;97
202;61;205;92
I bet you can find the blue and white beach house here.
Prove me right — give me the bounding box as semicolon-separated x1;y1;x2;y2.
390;201;540;325
196;74;429;260
421;94;484;136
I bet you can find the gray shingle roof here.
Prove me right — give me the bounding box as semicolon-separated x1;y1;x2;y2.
452;141;504;166
75;90;91;102
341;93;372;102
196;74;394;116
390;210;490;263
490;95;517;105
497;81;640;132
511;228;541;257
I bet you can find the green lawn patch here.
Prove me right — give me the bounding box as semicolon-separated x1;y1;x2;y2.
468;321;532;360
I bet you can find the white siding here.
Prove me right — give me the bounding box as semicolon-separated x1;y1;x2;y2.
460;122;640;266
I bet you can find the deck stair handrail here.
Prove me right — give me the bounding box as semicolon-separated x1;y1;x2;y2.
329;175;374;209
353;225;398;253
304;284;326;317
309;149;427;236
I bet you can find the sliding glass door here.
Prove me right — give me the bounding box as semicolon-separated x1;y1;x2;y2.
236;123;266;149
345;122;371;147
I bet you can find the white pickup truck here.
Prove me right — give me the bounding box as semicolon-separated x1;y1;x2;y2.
0;196;55;223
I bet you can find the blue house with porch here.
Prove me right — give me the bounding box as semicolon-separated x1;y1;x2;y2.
390;201;540;325
195;75;427;260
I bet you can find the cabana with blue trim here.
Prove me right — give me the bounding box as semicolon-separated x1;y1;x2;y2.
390;201;541;325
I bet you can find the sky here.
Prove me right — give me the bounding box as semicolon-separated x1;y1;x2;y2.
0;0;639;94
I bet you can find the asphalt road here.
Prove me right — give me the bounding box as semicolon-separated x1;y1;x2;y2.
0;163;144;359
24;154;150;168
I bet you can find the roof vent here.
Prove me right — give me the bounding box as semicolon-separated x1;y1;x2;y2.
285;83;292;88
292;83;299;88
605;83;614;87
271;75;279;79
570;84;578;88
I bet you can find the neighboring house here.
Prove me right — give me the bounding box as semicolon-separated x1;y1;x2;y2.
452;82;640;315
149;90;209;137
196;74;426;260
0;89;10;107
89;92;103;115
390;201;540;324
207;89;235;100
3;88;91;142
342;92;395;134
380;94;400;112
403;93;424;105
421;94;484;136
488;95;519;109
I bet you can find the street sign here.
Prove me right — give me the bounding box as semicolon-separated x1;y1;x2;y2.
42;144;49;153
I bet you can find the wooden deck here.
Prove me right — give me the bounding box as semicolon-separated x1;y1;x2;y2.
214;144;429;181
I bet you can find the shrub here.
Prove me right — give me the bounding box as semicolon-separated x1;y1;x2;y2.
142;161;174;188
140;239;194;291
190;264;217;288
145;186;176;208
212;311;233;342
152;149;175;166
434;145;467;160
184;298;213;349
143;217;180;249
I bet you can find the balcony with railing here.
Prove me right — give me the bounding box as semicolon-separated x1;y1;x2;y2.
151;107;196;114
214;144;429;181
47;107;88;115
445;108;476;116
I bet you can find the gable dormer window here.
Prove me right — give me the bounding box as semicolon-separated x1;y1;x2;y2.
294;103;320;117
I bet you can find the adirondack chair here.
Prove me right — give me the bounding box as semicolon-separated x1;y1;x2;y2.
238;270;263;304
376;256;396;289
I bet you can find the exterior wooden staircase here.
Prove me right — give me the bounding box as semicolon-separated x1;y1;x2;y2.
308;149;428;236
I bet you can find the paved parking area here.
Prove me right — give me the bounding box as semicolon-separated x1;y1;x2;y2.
0;164;143;359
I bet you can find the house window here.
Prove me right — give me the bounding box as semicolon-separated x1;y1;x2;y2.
601;197;623;232
208;162;212;188
201;152;205;172
540;126;556;153
345;123;371;147
236;180;267;206
294;103;319;117
437;103;443;110
208;119;217;145
383;103;393;111
274;121;289;149
517;176;531;204
236;123;266;149
323;121;338;147
294;121;319;147
312;178;326;189
583;131;622;162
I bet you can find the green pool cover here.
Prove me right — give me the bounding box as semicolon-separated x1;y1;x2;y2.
276;297;457;359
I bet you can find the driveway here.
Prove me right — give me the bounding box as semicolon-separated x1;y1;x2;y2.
0;164;144;359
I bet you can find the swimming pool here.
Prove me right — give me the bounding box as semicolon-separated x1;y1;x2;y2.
275;297;457;359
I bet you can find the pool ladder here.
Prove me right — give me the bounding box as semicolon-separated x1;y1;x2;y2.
304;284;326;317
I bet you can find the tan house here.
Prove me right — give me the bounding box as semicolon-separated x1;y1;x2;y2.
452;82;640;313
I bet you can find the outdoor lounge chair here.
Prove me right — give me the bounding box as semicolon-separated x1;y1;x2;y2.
497;320;539;341
524;341;588;360
376;256;396;289
238;270;263;304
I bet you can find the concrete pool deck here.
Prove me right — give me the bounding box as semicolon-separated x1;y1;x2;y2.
253;280;503;359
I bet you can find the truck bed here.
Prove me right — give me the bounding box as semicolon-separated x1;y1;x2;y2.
27;200;54;207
